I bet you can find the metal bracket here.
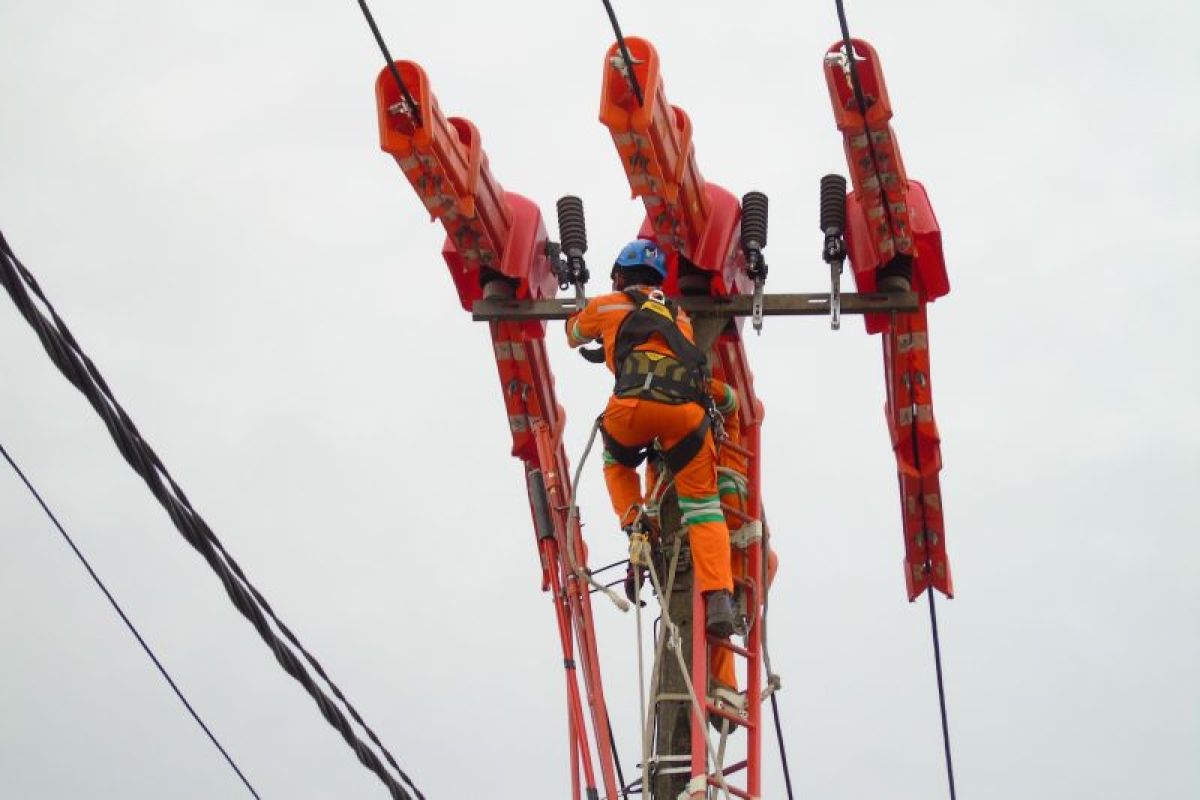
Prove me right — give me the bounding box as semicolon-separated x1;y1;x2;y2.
472;291;917;322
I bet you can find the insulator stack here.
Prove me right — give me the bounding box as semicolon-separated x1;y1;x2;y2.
556;195;588;257
819;174;848;235
740;191;768;250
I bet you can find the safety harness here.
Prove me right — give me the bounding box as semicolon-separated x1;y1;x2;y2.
600;289;714;474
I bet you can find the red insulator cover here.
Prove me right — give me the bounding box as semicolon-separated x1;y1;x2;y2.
376;62;554;310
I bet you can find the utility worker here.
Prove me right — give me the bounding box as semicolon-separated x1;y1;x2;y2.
566;239;737;638
644;375;779;695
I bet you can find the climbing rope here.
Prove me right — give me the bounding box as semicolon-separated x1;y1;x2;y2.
565;416;635;611
1;440;261;799
0;231;424;800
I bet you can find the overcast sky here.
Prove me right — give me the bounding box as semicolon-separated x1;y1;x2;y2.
2;1;1197;798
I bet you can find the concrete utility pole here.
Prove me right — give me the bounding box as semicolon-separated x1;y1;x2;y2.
649;320;728;800
650;491;695;800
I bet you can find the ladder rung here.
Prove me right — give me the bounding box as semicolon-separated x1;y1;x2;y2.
708;636;753;659
719;502;755;523
707;776;754;800
654;692;692;704
718;437;755;459
655;766;692;776
705;701;753;729
654;755;691;763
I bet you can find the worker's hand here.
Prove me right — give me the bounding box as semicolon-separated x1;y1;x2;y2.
623;562;647;607
627;530;653;566
578;342;605;364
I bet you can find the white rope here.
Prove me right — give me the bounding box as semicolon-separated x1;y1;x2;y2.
634;557;649;794
643;554;734;800
640;538;681;798
759;517;782;695
565;416;632;611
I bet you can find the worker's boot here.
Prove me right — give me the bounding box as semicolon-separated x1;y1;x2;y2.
708;683;748;733
704;589;737;638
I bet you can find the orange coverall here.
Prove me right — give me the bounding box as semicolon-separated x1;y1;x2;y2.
646;377;778;691
566;288;734;598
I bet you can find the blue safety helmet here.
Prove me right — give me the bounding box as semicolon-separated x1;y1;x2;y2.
613;239;667;281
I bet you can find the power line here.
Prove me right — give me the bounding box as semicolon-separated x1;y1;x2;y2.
0;229;424;800
832;0;900;245
0;440;261;799
599;0;645;106
355;0;422;125
927;586;958;800
832;1;959;795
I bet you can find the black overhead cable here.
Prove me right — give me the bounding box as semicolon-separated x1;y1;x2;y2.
833;1;958;796
600;0;645;106
759;531;796;799
905;370;958;800
769;693;796;799
0;230;425;800
355;0;422;125
926;586;957;800
0;440;262;800
832;0;899;245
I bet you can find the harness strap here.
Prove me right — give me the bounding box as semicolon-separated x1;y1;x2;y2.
611;290;708;404
601;411;711;475
661;413;712;474
600;423;649;468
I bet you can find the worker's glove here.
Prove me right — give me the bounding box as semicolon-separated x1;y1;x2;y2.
578;343;605;364
626;528;653;567
623;562;648;607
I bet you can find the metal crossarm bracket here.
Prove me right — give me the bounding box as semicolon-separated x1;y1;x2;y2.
472;291;918;322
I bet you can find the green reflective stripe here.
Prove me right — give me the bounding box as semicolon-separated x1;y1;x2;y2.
716;383;737;414
678;493;721;508
718;478;746;498
602;450;617;466
682;510;726;525
678;494;722;525
718;473;747;489
570;321;589;344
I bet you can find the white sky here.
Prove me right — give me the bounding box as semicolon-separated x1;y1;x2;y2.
2;1;1198;798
